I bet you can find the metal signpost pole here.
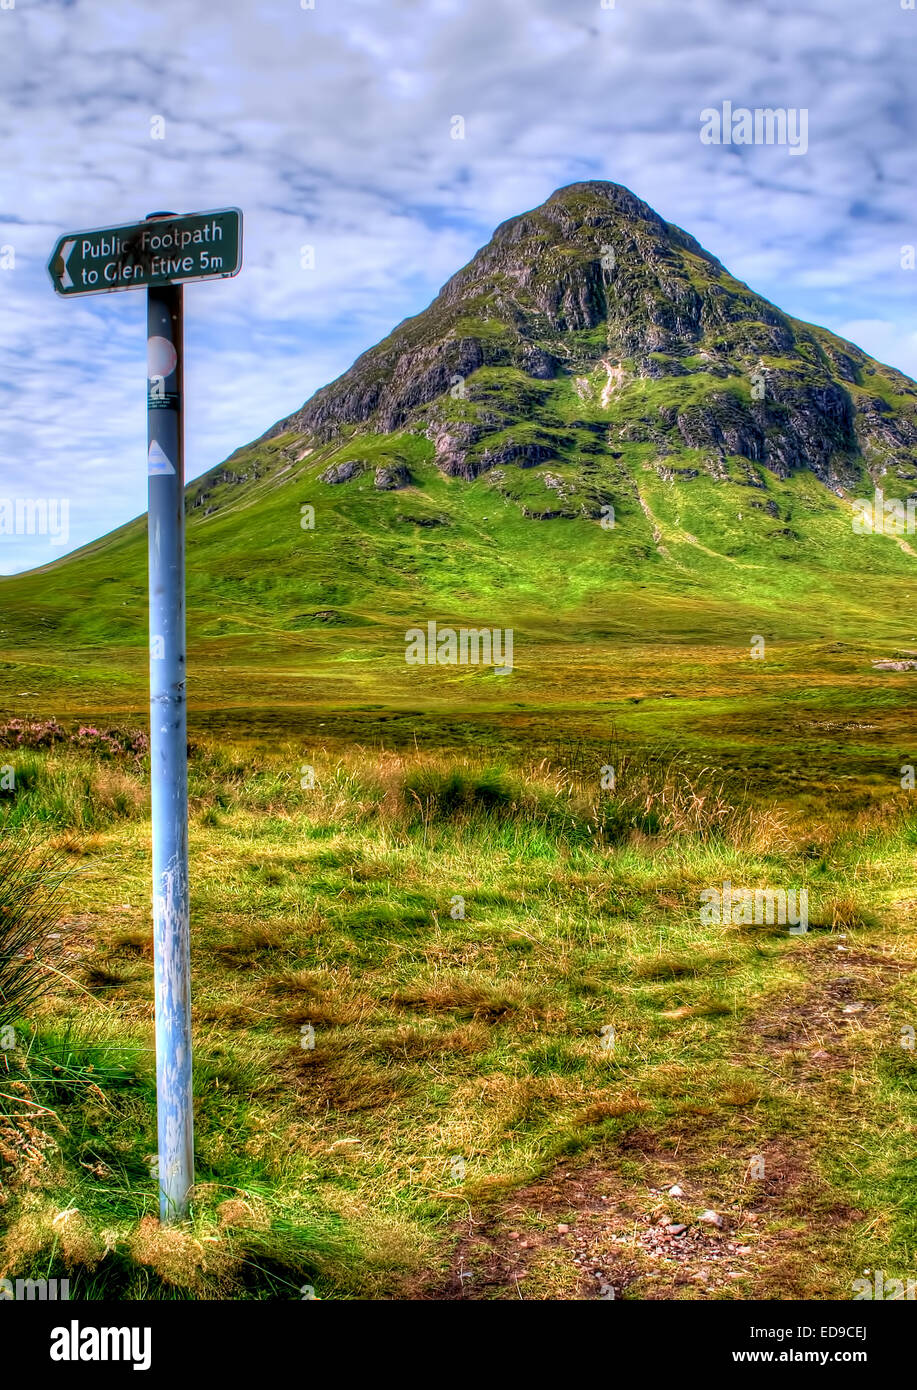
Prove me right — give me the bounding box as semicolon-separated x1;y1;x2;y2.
146;218;193;1221
48;206;242;1224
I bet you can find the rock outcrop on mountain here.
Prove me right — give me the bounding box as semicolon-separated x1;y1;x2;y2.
263;181;917;500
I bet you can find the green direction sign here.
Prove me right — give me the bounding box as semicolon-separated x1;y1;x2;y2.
48;208;242;296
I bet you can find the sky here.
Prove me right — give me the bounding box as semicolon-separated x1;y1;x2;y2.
2;0;916;573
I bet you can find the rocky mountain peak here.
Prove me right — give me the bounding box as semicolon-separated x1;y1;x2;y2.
264;181;917;504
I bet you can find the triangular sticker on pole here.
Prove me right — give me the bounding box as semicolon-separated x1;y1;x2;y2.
148;440;176;475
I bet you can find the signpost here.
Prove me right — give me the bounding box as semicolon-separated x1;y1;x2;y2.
49;209;242;1221
48;208;242;297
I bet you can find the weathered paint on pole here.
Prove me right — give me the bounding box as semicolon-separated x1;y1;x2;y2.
146;218;194;1222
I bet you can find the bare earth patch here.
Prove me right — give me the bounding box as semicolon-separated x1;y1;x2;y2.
415;936;911;1301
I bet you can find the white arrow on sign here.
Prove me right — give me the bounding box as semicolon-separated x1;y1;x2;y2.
148;440;176;475
58;240;77;290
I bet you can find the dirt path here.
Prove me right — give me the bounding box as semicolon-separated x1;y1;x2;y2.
415;936;909;1300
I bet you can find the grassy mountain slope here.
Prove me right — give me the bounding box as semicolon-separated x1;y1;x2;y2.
2;181;917;790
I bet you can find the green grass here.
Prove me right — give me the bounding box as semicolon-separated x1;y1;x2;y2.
1;738;915;1299
3;387;917;803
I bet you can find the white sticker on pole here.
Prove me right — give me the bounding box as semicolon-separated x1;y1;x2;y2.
148;336;178;380
148;440;176;475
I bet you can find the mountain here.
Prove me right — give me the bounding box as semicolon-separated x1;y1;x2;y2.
257;179;917;507
3;180;917;779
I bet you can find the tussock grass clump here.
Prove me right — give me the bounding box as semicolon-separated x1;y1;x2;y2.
631;948;734;980
2;1203;108;1276
398;761;598;844
806;892;882;933
110;929;153;959
210;922;294;964
0;1187;405;1300
390;975;524;1019
401;765;516;822
394;746;776;848
0;754;146;831
0;835;68;1037
366;1023;490;1060
287;1047;404;1114
541;733;797;851
577;1093;649;1124
658;998;732;1019
270;969;367;1027
22;1021;150;1110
